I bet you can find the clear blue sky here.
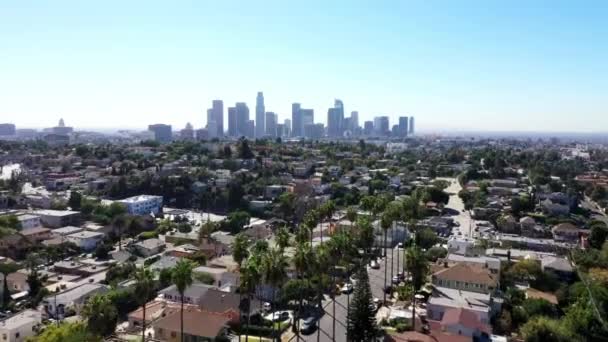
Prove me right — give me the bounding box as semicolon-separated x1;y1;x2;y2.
1;0;607;132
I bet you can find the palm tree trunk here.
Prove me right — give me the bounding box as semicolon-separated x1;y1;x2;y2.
383;229;388;303
390;226;395;283
412;294;416;332
142;303;146;342
180;294;184;342
332;268;336;341
245;292;251;342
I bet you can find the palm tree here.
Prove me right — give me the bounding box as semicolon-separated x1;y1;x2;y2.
81;294;118;337
275;225;290;252
134;267;155;342
380;213;392;303
405;245;429;331
171;259;194;342
112;214;127;251
262;247;288;341
0;263;18;309
293;241;312;339
232;233;250;267
240;258;260;342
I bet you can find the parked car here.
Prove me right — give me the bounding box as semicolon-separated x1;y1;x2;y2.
373;298;381;311
370;260;380;269
392;276;400;284
264;310;292;322
300;317;317;334
341;283;353;294
263;302;271;312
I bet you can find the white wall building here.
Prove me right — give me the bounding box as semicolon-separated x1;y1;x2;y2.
66;231;104;251
0;310;42;342
118;195;163;215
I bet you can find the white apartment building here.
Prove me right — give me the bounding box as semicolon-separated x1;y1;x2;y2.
118;195;163;215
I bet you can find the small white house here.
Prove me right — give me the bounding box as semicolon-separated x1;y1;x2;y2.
0;310;42;342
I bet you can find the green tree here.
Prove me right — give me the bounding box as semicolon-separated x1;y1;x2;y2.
81;294;118;337
589;223;608;249
275;225;290;252
262;247;288;337
68;191;82;210
133;267;156;342
521;316;576;342
415;228;439;250
0;263;18;308
28;321;101;342
347;267;378;341
232;233;250;268
238;138;255;159
171;259;194;342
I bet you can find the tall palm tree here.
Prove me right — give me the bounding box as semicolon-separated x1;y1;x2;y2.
171;259;194;342
134;267;155;342
112;214;127;251
380;213;392;303
262;247;288;342
0;263;18;309
232;233;249;341
405;245;429;331
240;258;260;342
275;225;290;252
293;241;312;340
314;244;331;342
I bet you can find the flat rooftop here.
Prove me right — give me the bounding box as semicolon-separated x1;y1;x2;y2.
119;195;162;203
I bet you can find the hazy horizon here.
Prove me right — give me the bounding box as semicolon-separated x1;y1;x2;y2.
1;1;607;131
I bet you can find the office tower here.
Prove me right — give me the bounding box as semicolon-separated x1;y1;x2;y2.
228;107;237;136
276;123;285;138
391;124;399;136
291;103;301;137
148;124;172;143
350;111;359;131
180;122;194;140
284;119;291;137
206;100;223;137
301;109;314;136
327;99;345;137
265;112;278;137
255;92;265;138
363;121;374;135
398;116;409;137
195;128;208;141
304;123;325;139
235;102;250;137
373;116;390;135
409;116;415;134
245;120;255;138
0;124;16;136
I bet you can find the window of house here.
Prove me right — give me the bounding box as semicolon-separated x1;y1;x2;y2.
171;331;176;338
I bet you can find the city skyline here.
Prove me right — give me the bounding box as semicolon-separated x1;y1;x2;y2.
1;1;607;132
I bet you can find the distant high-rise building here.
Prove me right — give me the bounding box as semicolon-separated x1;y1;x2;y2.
235;102;250;137
327;99;345;137
0;124;16;136
284;119;291;137
398;116;409;137
391;124;399;136
373;116;390;136
206;100;224;137
363;121;374;135
301;109;314;134
409;116;415;135
265;112;278;137
350;111;359;131
148;124;172;143
304;123;325;139
228;107;237;136
255;92;265;138
245;120;255;139
291;103;302;137
276;123;285;138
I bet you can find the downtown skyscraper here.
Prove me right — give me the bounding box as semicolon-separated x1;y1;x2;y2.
255;92;265;138
327;99;344;137
206;100;223;138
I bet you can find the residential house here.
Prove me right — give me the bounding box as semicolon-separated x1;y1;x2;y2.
6;272;29;293
551;223;581;243
133;238;165;257
0;310;42;342
436;307;491;339
427;286;496;324
19;227;51;243
193;266;239;290
118;195;163;215
160;282;214;305
0;234;32;259
66;231;104;251
33;210;80;228
199;289;243;324
42;283;109;318
16;214;40;229
540;256;575;281
432;263;498;294
152;308;230;342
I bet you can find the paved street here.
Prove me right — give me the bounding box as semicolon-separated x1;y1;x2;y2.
441;177;474;237
286;248;401;342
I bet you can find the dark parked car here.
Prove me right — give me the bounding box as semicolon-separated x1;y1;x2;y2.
300;317;317;334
